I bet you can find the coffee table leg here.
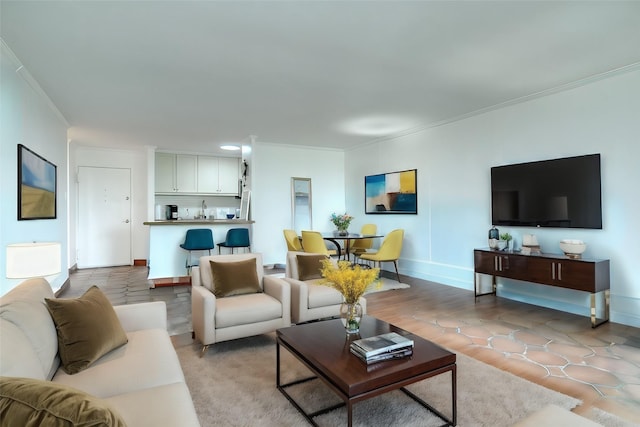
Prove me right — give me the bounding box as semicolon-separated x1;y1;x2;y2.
347;401;352;427
452;363;457;426
276;341;281;387
400;364;457;426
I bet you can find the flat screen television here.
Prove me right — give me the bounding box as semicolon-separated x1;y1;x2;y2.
491;154;602;229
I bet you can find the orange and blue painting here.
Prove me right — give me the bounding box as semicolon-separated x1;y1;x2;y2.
365;169;417;214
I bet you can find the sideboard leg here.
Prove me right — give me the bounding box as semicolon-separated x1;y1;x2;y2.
474;272;497;299
590;289;610;328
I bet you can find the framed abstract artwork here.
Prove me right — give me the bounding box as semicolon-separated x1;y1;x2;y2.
365;169;417;214
18;144;57;220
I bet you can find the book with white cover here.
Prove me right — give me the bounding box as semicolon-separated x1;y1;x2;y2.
350;346;413;365
350;332;414;358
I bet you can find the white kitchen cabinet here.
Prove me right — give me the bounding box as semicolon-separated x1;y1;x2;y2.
176;155;197;193
155;153;238;195
155;153;176;193
197;156;239;195
155;153;197;193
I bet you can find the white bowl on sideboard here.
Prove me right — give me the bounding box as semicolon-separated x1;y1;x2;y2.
559;239;586;258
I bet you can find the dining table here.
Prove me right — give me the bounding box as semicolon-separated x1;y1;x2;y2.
321;232;383;261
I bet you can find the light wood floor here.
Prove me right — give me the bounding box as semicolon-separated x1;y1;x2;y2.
65;266;640;424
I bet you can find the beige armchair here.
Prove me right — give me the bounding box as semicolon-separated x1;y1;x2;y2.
284;251;366;324
191;253;291;356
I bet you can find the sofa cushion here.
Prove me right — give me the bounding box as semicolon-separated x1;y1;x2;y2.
210;258;261;298
0;278;59;380
215;293;283;328
307;283;343;309
52;329;185;399
285;251;337;281
296;254;329;281
105;382;200;427
0;376;126;427
513;404;601;426
45;286;128;375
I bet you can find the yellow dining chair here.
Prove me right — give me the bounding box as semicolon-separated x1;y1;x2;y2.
349;223;377;261
358;229;404;282
301;231;337;256
283;229;303;251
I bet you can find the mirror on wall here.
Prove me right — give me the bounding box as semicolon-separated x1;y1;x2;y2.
291;177;312;231
239;190;251;220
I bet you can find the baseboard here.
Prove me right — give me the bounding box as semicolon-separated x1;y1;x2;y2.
133;259;147;267
54;277;71;297
152;276;191;287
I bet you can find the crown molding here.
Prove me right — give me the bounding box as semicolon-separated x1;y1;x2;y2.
1;38;69;127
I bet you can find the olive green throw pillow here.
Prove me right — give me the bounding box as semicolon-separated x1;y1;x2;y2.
0;376;127;427
45;286;128;375
296;254;329;281
210;258;262;298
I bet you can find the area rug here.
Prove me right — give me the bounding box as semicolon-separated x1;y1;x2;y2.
365;277;410;294
267;274;410;294
589;407;638;427
176;333;580;426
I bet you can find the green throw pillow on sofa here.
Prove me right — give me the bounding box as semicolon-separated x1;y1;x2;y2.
210;258;262;298
296;254;329;281
45;286;128;375
0;376;127;427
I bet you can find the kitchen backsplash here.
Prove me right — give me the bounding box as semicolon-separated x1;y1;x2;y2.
155;195;240;220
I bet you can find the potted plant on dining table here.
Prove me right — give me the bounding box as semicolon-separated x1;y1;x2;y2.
330;212;354;236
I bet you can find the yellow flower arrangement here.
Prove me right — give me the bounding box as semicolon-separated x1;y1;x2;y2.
319;259;380;304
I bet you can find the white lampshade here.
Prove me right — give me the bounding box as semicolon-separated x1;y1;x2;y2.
6;242;61;279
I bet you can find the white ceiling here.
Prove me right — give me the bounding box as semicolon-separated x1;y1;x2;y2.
2;1;640;155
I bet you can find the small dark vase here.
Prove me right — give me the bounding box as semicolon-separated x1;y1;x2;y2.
488;226;500;249
488;226;499;240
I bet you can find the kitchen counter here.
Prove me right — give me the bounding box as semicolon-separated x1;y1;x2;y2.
144;220;254;282
144;219;254;225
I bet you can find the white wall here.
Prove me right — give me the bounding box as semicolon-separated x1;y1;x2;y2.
68;144;151;265
345;68;640;327
250;142;345;266
4;38;638;327
67;140;346;270
0;41;69;295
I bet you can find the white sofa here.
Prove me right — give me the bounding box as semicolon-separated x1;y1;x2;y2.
0;278;200;426
191;253;291;356
284;251;367;324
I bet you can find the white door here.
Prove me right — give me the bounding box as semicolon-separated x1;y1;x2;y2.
77;167;131;268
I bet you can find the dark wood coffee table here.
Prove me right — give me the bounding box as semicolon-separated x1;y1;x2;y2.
276;316;456;426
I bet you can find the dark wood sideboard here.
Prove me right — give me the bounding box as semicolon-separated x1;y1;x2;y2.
474;248;610;328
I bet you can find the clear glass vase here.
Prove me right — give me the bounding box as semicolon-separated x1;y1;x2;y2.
340;301;363;334
336;226;349;236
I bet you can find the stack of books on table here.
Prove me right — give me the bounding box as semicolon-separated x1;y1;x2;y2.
350;332;414;365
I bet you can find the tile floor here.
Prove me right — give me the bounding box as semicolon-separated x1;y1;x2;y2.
61;265;640;425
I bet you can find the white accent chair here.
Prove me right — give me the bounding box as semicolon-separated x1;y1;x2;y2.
191;253;291;356
284;251;367;324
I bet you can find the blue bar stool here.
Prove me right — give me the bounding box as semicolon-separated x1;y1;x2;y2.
217;228;251;254
180;229;215;272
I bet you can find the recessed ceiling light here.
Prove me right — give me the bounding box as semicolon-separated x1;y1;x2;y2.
220;145;241;151
337;115;421;137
